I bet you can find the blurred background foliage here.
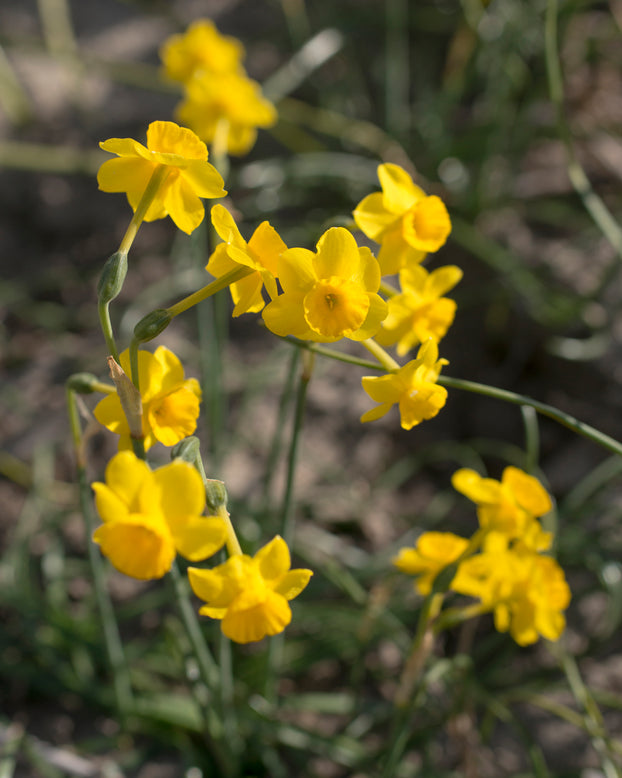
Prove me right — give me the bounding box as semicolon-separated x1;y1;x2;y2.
2;0;622;776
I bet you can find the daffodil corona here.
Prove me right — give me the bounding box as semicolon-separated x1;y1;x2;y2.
188;536;312;643
97;120;226;234
92;451;227;580
262;227;387;342
94;346;201;451
353;163;451;275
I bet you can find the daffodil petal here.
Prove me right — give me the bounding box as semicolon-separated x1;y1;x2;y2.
172;516;227;562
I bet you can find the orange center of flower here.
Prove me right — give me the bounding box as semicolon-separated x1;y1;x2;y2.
303;277;370;338
402;196;451;250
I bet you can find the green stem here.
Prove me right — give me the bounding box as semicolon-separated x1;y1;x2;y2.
379;280;399;297
98;300;119;362
266;351;314;703
66;388;133;719
118;165;170;255
439;375;622;458
166;267;252;319
521;405;540;474
361;338;400;371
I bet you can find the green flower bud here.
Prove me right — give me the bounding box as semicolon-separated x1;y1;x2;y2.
133;309;172;343
204;479;228;513
171;436;201;464
97;252;128;304
66;372;100;394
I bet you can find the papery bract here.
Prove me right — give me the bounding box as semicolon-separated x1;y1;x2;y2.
94;346;201;452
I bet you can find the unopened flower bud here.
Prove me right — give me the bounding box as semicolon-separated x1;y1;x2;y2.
204;479;228;512
171;436;201;464
133;309;172;343
97;252;128;304
66;372;100;394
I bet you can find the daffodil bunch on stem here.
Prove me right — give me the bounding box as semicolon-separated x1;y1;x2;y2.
393;466;570;646
160;19;277;156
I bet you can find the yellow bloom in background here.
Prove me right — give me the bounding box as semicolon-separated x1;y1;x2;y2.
97;120;226;234
353;163;452;275
393;531;470;595
92;451;227;580
188;536;312;644
361;339;448;430
452;466;553;540
176;71;277;156
263;227;387;342
161;19;244;83
376;264;463;356
452;549;570;645
206;204;286;316
94;346;201;451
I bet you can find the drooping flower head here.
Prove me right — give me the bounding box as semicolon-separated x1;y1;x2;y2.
262;227;387;343
393;531;470;595
188;536;312;643
160;19;244;83
176;71;277;156
92;451;227;580
94;346;201;452
376;264;463;356
206;204;286;316
452;466;553;541
353;163;451;275
361;339;448;430
97;120;226;234
451;548;570;645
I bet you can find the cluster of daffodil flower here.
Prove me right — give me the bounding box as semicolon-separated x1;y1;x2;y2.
394;466;571;646
75;18;571;651
160;19;277;156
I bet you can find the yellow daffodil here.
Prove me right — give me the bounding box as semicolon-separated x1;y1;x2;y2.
393;532;470;595
376;264;462;356
361;339;448;429
188;536;312;644
452;549;570;645
176;71;277;156
94;346;201;451
353;163;451;275
92;451;227;580
206;204;286;315
97;120;226;234
262;227;387;342
160;19;244;83
452;466;552;540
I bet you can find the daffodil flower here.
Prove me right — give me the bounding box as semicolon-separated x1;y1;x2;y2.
376;264;463;356
353;163;451;275
94;346;201;452
97;120;226;234
176;71;277;156
393;532;470;595
361;339;448;429
206;204;286;315
452;466;553;540
452;549;570;645
160;19;245;83
92;451;227;580
262;227;388;342
188;536;312;643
